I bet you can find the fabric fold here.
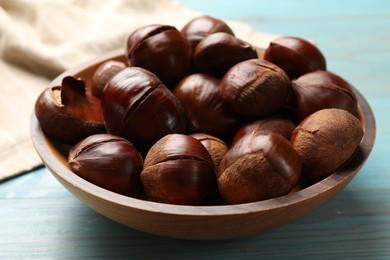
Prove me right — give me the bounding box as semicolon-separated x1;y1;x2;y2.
0;0;276;180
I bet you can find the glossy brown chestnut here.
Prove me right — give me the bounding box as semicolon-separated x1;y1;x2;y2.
192;32;258;78
231;115;296;146
68;134;143;197
34;76;106;144
91;60;127;98
126;24;191;89
191;133;228;171
173;73;241;141
140;134;216;205
264;36;326;79
101;67;187;154
181;15;235;52
220;58;290;117
292;70;359;121
293;70;357;101
218;132;302;204
290;108;364;184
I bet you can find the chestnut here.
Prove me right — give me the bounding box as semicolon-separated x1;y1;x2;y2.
101;67;187;154
293;70;357;100
218;132;302;204
141;134;216;205
290;108;364;184
292;70;358;121
34;76;105;144
264;36;326;79
192;32;258;78
68;134;143;197
91;60;127;98
126;24;191;89
220;58;290;117
191;133;229;171
181;15;235;52
231;115;296;146
173;73;241;141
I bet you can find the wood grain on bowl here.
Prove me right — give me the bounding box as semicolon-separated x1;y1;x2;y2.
31;49;376;240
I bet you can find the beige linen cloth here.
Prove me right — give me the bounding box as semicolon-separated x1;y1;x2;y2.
0;0;276;181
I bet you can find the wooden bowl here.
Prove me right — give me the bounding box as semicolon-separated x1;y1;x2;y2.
30;49;376;240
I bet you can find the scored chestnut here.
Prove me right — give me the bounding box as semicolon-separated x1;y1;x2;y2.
218;132;302;204
173;73;241;141
101;67;187;154
126;24;191;89
264;36;326;79
220;58;290;118
68;134;143;197
181;15;235;52
35;76;105;145
192;32;258;78
292;70;359;121
140;134;216;205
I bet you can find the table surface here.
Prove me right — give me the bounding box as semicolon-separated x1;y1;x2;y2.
1;0;389;259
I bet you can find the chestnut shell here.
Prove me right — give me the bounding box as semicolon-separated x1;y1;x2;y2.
181;15;235;52
264;36;326;79
34;76;105;145
220;58;290;117
191;133;229;171
173;73;240;141
91;60;127;98
101;67;186;153
218;133;302;204
126;24;191;89
141;134;216;205
232;116;296;146
292;71;359;121
68;134;143;197
290;108;364;184
192;32;258;78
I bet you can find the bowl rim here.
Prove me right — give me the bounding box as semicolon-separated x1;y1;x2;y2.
30;48;377;217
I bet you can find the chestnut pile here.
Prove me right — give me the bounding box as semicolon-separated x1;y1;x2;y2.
35;15;364;205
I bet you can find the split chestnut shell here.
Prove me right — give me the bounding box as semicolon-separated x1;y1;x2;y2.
220;58;290;117
34;76;105;145
101;67;187;153
141;134;216;205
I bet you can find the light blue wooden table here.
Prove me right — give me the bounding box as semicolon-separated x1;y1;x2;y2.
1;0;389;258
